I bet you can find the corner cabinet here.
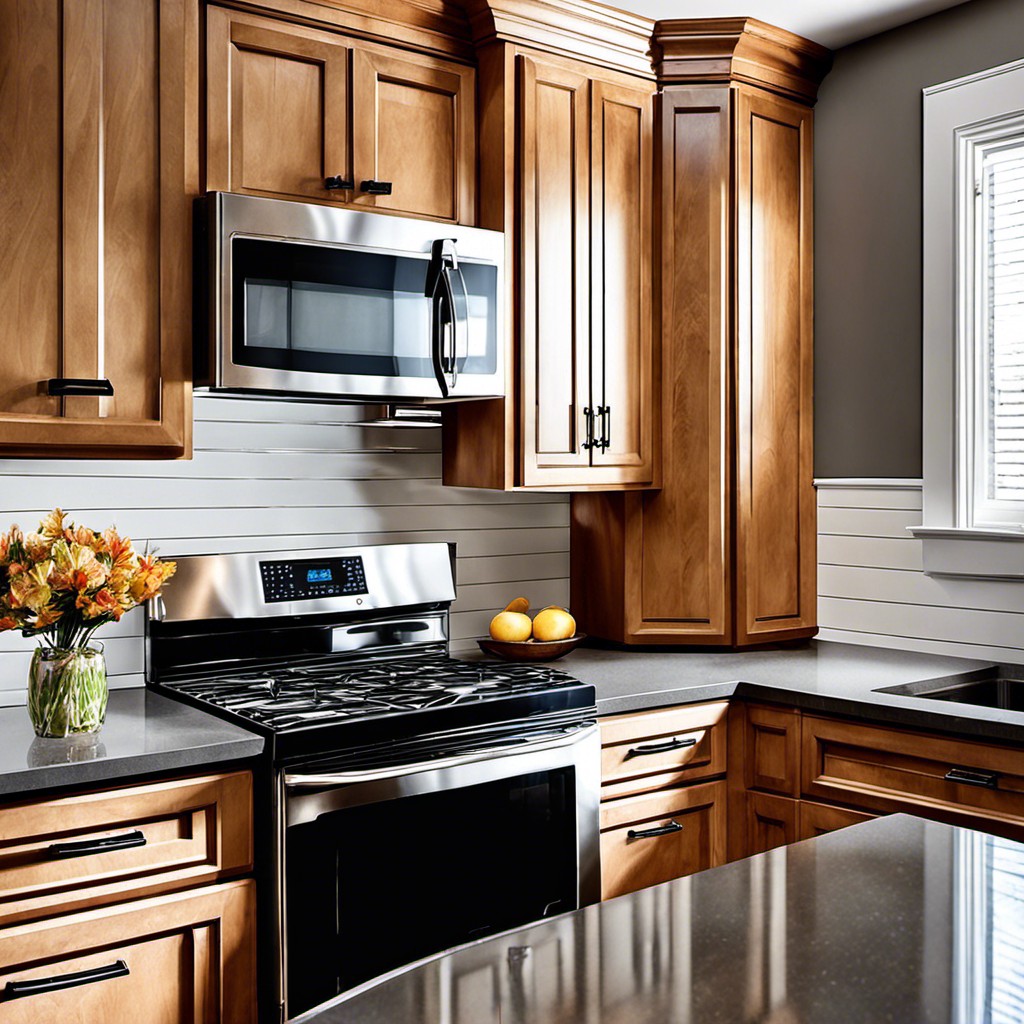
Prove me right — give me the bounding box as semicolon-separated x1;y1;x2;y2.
571;21;830;646
0;0;196;458
442;24;657;491
205;6;476;224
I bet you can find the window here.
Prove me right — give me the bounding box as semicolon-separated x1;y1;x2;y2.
967;130;1024;527
916;59;1024;577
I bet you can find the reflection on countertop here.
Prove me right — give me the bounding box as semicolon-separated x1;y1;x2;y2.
296;814;1024;1024
0;689;264;798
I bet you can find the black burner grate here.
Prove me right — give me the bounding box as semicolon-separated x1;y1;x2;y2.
170;656;581;732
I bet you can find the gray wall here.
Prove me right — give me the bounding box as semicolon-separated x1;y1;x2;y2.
813;0;1024;478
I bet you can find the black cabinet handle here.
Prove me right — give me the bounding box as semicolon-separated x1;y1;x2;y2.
628;820;683;841
360;179;393;196
5;960;129;1000
624;736;697;761
582;407;597;451
46;378;114;397
944;767;999;789
598;405;611;450
47;830;146;860
324;176;354;191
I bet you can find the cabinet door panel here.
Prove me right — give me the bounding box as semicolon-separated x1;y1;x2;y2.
735;87;816;643
798;801;875;841
519;56;592;484
590;80;654;484
0;0;63;419
0;0;193;456
206;7;350;203
0;881;255;1024
351;48;474;223
746;792;799;855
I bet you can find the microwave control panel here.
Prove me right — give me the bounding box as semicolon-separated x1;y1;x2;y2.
260;556;368;603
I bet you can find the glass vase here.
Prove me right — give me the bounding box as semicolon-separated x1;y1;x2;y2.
27;645;108;738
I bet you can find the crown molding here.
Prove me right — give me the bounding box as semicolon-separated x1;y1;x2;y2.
652;17;832;103
465;0;655;78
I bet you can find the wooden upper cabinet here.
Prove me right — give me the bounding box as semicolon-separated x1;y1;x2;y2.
0;0;195;458
206;7;350;203
206;6;475;224
570;21;828;645
350;48;476;223
734;87;816;644
517;54;655;489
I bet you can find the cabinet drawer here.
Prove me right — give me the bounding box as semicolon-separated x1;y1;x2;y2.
802;716;1024;840
798;801;875;841
0;772;252;927
0;879;255;1023
599;780;726;900
600;702;728;798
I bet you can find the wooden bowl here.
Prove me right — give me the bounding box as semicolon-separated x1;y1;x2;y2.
477;633;586;662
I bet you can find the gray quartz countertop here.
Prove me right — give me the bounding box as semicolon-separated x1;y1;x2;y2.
0;689;264;799
542;639;1024;744
297;813;1017;1024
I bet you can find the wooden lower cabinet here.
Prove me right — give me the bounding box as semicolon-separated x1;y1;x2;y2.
745;792;799;855
600;781;726;900
600;701;728;799
802;714;1024;842
798;801;875;841
0;772;253;927
0;880;256;1023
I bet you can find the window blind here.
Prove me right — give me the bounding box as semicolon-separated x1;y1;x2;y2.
985;145;1024;501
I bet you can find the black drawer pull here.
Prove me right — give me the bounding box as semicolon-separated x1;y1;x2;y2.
324;176;354;191
628;820;683;841
47;830;146;860
944;767;999;789
46;377;114;397
360;179;393;196
5;960;129;1000
624;736;697;761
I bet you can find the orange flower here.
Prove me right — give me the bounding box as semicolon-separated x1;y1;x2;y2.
129;556;177;603
22;532;51;562
32;606;63;630
0;526;23;564
0;614;18;631
38;508;66;539
10;561;53;613
50;541;107;592
64;523;98;548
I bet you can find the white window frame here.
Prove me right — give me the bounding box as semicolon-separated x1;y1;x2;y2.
914;58;1024;578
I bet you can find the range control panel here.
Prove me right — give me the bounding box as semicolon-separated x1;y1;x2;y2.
260;556;368;604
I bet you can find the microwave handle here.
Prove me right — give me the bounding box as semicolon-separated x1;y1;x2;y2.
443;263;469;391
430;288;450;399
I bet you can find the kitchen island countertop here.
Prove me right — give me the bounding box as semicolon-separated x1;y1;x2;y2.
295;812;1022;1024
0;688;264;798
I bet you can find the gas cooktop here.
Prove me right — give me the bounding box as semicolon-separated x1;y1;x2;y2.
168;655;586;731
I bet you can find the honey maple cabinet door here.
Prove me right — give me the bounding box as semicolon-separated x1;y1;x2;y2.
206;6;351;204
0;0;194;457
0;881;256;1024
733;86;817;645
350;48;475;223
588;79;655;486
518;55;594;486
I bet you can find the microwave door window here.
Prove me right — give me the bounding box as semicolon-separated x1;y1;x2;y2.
233;238;436;379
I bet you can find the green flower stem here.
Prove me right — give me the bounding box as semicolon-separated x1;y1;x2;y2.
28;646;108;737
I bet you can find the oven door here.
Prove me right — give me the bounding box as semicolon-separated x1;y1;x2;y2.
281;722;600;1019
207;192;505;402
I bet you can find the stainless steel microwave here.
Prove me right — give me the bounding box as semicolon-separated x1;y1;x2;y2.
196;192;505;402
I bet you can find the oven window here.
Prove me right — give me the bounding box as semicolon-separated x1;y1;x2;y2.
285;767;577;1017
232;237;497;380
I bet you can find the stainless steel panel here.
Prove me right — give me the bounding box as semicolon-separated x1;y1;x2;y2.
149;542;456;623
206;192;505;402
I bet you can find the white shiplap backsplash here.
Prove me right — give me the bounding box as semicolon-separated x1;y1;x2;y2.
817;479;1024;663
0;396;570;705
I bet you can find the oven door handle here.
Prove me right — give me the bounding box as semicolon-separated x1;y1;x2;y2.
283;722;597;789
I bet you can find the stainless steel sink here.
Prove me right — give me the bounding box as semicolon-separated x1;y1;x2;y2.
876;677;1024;711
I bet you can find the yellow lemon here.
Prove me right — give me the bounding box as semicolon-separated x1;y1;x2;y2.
504;596;530;614
489;611;533;642
532;607;576;642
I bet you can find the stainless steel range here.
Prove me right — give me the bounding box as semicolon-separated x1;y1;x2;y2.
144;542;600;1022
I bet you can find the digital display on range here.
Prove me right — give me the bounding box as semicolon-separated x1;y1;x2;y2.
260;556;367;603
